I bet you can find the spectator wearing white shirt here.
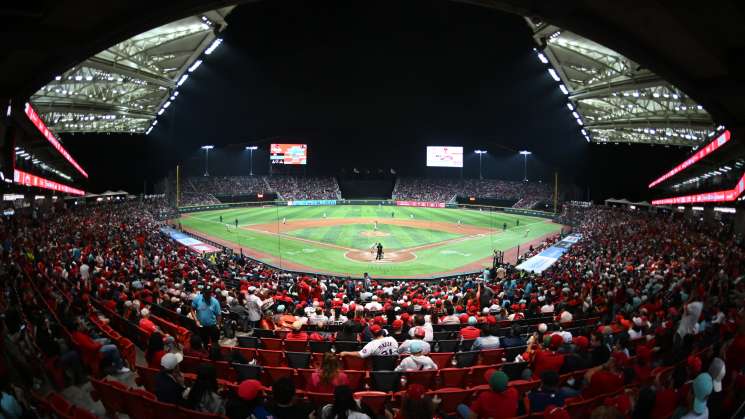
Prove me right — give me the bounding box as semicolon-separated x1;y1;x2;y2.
340;325;398;358
408;315;434;342
395;341;438;371
398;327;431;355
308;308;329;326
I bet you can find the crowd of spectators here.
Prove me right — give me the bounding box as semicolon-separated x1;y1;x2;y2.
393;178;552;206
181;175;341;205
2;200;745;418
264;176;340;200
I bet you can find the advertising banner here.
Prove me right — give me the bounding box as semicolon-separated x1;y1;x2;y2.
395;201;445;208
286;199;337;206
516;234;581;273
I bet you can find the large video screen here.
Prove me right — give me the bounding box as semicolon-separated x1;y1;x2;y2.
270;144;307;165
426;146;463;168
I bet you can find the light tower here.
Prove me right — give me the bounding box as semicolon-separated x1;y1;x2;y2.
519;150;532;181
474;150;487;180
201;145;214;176
245;146;258;175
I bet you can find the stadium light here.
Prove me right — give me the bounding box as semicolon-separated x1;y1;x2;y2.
204;38;223;55
474;150;487;180
246;146;258;176
537;53;548;64
519;150;532;182
548;68;560;81
201;145;214;176
559;84;569;95
188;59;203;73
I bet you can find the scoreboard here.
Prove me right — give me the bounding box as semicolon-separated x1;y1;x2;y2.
270;144;307;165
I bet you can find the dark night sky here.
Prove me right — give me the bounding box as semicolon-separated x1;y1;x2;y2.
59;0;688;201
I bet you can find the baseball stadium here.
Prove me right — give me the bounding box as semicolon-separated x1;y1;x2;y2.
3;1;745;419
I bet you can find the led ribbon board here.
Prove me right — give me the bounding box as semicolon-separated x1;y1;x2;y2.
24;103;89;178
652;172;745;205
14;169;85;196
649;130;731;188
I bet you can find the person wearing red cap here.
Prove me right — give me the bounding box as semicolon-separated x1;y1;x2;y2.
390;319;408;342
339;324;398;358
225;379;271;419
460;316;481;340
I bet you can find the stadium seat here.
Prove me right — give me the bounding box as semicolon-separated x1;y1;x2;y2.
341;354;367;371
260;338;283;350
263;366;294;386
501;361;529;381
286;351;312;369
237;336;259;348
214;360;238;382
309;340;333;353
284;339;308;352
470;365;498;386
257;349;285;366
429;352;454;369
344;370;366;391
306;391;335;406
370;355;398;371
70;406;99;419
479;348;505;365
436;339;459;353
370;371;401;392
90;378;127;416
180;355;204;374
427;387;473;415
403;370;437;388
510;379;541;396
233;363;263;382
334;341;362;352
354;391;390;416
252;329;276;338
455;350;479;367
47;393;73;416
460;339;476;351
135;366;159;392
433;331;454;341
440;368;469;388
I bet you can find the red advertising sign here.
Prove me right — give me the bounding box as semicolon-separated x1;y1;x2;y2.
395;201;446;208
652;172;745;205
24;103;89;178
14;169;85;196
649;130;731;188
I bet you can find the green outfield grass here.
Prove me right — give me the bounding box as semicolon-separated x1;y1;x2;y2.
179;205;562;278
286;223;461;250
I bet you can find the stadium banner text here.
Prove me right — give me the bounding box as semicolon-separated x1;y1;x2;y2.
286;199;337;206
396;201;446;208
13;169;85;196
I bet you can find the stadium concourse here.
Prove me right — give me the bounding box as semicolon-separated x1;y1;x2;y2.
2;198;744;419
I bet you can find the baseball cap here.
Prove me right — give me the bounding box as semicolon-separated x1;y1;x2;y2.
277;305;285;313
413;327;426;338
709;357;726;392
549;334;563;350
409;341;424;354
687;355;702;375
468;316;477;325
238;379;263;401
160;352;183;370
370;324;382;336
392;319;403;329
692;373;713;414
488;370;509;392
573;336;589;349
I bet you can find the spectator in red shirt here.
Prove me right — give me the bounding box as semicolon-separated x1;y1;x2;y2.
458;370;518;419
583;355;624;398
69;321;129;373
531;334;566;379
285;321;308;341
146;332;167;369
139;308;159;335
460;316;481;340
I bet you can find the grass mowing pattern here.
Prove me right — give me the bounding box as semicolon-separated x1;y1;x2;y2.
285;224;462;250
180;205;561;278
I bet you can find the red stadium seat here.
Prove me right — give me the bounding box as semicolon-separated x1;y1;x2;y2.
510;379;541;396
284;339;309;352
306;391;335;406
70;406;99;419
263;366;294;386
341;354;367;371
261;338;283;350
403;370;437;388
214;360;238;382
470;365;499;387
440;368;469;388
427;387;473;416
354;391;390;416
135;366;159;392
479;348;505;365
47;393;73;416
429;352;454;370
180;355;204;374
257;349;285;366
344;370;366;391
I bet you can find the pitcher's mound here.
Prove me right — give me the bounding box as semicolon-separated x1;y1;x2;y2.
360;230;390;237
346;250;416;263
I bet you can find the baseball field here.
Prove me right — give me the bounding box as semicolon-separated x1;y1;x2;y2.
179;205;562;278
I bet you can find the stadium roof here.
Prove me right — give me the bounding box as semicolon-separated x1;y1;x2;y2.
28;7;234;134
525;19;717;148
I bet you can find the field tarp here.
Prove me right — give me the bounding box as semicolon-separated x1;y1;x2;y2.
161;227;220;254
516;233;581;273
